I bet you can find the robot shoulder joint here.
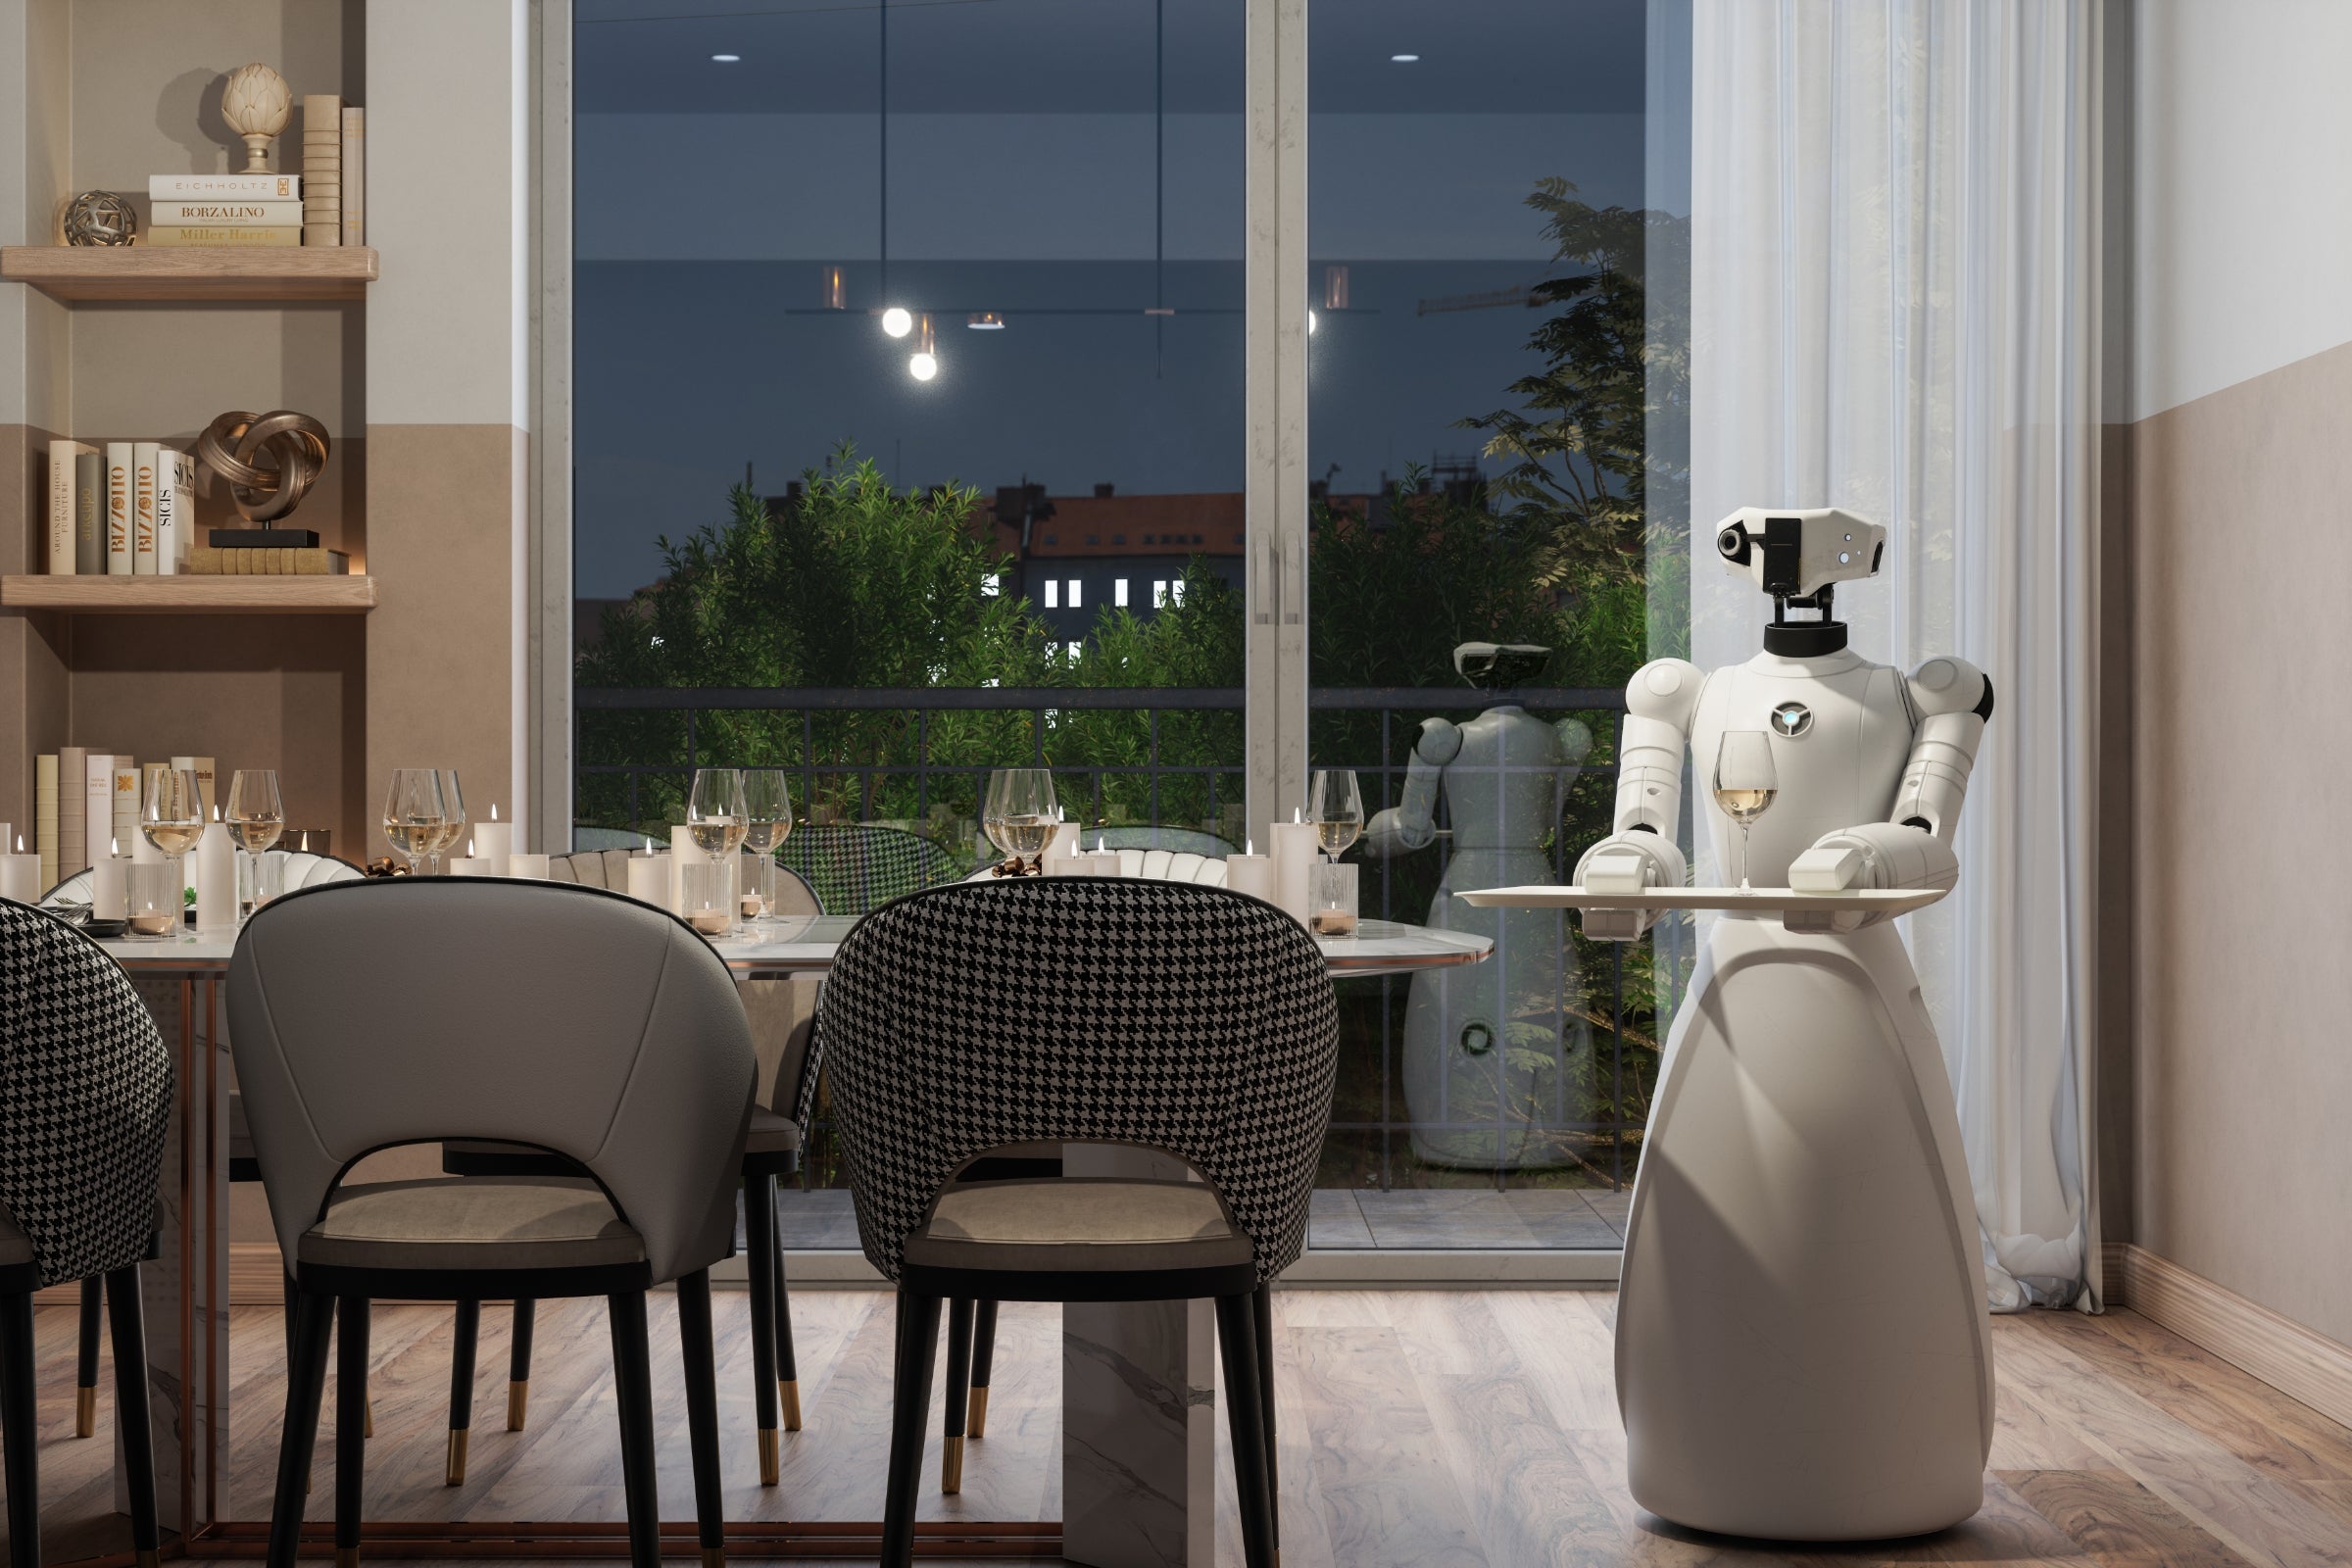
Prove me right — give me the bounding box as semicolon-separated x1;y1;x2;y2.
1907;657;1992;719
1625;659;1705;732
1414;716;1464;764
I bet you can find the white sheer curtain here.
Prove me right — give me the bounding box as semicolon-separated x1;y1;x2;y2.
1687;0;2101;1310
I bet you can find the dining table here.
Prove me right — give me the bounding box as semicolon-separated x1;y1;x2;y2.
84;907;1492;1567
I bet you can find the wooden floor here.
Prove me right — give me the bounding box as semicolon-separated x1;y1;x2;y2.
11;1289;2352;1566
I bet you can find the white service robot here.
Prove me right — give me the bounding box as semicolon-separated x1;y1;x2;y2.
1578;508;1994;1540
1362;644;1592;1168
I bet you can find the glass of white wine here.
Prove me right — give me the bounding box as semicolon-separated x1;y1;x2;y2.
1713;730;1778;894
688;768;750;931
1308;769;1364;861
983;767;1058;872
140;767;205;938
382;769;448;877
430;769;468;876
741;768;794;925
225;769;285;919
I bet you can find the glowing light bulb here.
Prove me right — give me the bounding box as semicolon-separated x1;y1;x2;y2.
909;351;938;381
880;306;913;338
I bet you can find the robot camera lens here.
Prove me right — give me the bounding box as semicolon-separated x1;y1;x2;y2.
1839;552;1850;564
1717;528;1744;557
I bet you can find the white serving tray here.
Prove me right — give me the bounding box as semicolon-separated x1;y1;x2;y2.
1458;884;1950;915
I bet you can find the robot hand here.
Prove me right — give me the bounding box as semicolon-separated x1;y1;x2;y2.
1573;832;1689;942
1361;805;1432;858
1787;822;1957;930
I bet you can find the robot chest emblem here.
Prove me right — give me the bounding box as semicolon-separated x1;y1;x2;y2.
1769;701;1814;738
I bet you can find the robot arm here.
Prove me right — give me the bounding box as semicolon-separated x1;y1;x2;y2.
1362;717;1461;858
1572;659;1701;939
1789;658;1993;912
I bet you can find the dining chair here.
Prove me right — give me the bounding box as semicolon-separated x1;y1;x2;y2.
229;878;755;1568
777;822;960;915
0;901;174;1568
816;876;1338;1566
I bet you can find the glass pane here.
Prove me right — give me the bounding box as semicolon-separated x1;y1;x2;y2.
573;0;1248;1187
1304;0;1690;1245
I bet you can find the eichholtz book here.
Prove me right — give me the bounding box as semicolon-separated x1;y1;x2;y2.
149;173;300;200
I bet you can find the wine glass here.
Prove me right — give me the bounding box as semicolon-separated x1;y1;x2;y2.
225;769;285;918
381;769;448;876
141;768;205;934
1307;769;1364;861
430;769;468;875
741;768;794;925
688;768;750;928
1713;731;1779;894
982;767;1058;871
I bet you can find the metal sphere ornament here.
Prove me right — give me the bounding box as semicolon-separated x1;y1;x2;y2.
63;190;137;247
194;410;331;523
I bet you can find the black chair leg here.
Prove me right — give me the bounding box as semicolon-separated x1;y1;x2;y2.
744;1176;783;1484
335;1298;369;1568
606;1292;662;1568
508;1299;536;1431
941;1298;974;1494
266;1291;335;1568
968;1299;999;1439
770;1213;802;1432
74;1275;102;1439
675;1271;726;1568
104;1267;161;1568
2;1290;41;1568
1254;1281;1280;1551
1215;1294;1278;1568
879;1292;942;1568
446;1299;480;1485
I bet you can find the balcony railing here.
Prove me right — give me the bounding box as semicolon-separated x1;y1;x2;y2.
575;684;1671;1209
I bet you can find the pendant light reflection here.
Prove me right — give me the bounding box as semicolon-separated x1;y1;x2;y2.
967;312;1005;330
822;266;846;310
880;305;913;338
908;314;938;381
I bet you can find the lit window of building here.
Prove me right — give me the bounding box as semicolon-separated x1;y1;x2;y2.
1044;579;1059;609
1114;577;1130;607
1067;578;1082;608
1153;579;1169;607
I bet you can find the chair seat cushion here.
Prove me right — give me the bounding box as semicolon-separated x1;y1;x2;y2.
296;1175;644;1272
746;1106;801;1155
902;1178;1251;1276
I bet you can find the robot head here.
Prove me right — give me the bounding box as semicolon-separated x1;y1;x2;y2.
1715;508;1886;597
1454;643;1551;690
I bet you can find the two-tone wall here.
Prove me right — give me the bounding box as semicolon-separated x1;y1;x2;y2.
2120;0;2352;1347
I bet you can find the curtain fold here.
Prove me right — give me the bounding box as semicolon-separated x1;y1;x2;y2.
1688;0;2101;1311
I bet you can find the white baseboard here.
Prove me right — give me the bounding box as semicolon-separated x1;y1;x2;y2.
2104;1241;2352;1432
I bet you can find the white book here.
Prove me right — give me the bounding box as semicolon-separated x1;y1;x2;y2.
303;95;342;245
47;439;94;573
132;441;160;574
156;450;193;575
112;765;139;858
341;107;366;246
152;199;306;224
105;444;134;574
149;172;300;201
84;754;115;863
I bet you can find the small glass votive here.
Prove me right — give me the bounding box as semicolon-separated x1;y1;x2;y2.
681;859;736;937
1311;860;1358;937
126;863;179;939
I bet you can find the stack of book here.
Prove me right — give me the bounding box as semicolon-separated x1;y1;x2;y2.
44;440;194;574
34;752;214;883
34;755;58;890
300;96;367;246
148;172;304;248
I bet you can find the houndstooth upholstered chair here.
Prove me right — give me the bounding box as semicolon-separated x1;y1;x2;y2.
0;900;172;1568
816;876;1338;1568
229;878;756;1568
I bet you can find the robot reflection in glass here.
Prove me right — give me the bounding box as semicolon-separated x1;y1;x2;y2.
1363;643;1592;1169
1576;508;1995;1540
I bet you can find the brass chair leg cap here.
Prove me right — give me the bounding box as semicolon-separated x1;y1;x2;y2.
941;1433;964;1494
701;1549;725;1568
363;1395;374;1440
335;1548;359;1568
967;1386;989;1440
75;1386;96;1438
758;1427;780;1487
135;1551;161;1568
445;1427;470;1487
779;1379;802;1432
507;1379;529;1431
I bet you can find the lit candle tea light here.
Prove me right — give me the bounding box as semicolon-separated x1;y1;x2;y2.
1223;839;1275;903
92;837;128;919
0;834;38;904
450;837;499;877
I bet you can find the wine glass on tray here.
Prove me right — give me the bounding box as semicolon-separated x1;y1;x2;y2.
1712;731;1779;894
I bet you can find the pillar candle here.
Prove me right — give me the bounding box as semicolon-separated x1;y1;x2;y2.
92;854;128;919
1044;832;1088;875
0;837;37;904
1085;839;1122;877
450;856;498;876
670;825;708;914
472;812;514;874
1269;816;1319;925
626;852;671;907
506;853;550;880
1224;843;1275;904
193;814;237;930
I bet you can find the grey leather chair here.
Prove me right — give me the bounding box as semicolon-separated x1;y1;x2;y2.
816;877;1338;1566
0;900;173;1568
229;878;756;1568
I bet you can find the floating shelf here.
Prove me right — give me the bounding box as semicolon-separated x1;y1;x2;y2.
1;575;376;613
0;246;378;302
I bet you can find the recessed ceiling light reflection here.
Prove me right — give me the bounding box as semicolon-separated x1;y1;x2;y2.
1391;53;1420;62
711;53;742;62
968;313;1005;330
880;306;913;338
909;352;939;380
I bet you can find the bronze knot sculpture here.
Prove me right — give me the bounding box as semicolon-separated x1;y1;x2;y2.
194;410;331;523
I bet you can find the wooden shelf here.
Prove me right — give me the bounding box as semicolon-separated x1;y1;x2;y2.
1;575;376;613
0;246;377;302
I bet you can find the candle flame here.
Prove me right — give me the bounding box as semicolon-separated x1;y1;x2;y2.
111;836;120;857
14;835;21;854
466;837;475;857
1246;838;1254;856
1294;807;1301;823
212;804;221;821
491;805;500;821
1097;837;1106;854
